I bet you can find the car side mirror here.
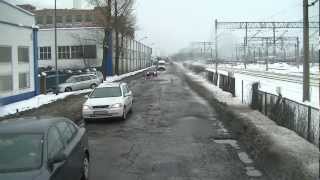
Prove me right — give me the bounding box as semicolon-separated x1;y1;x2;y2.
48;152;67;165
84;95;89;99
125;91;132;97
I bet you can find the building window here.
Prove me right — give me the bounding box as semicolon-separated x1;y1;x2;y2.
85;14;92;22
66;15;72;23
39;47;51;60
46;16;53;24
75;15;82;22
56;16;63;23
58;46;70;59
83;45;97;59
71;46;83;59
0;75;12;92
36;16;43;24
18;47;29;63
0;46;11;63
19;72;30;89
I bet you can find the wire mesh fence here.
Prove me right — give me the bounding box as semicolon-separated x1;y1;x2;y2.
251;86;319;147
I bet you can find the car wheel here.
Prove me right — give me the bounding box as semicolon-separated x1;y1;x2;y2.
65;87;72;92
122;107;127;120
90;84;97;89
81;155;89;180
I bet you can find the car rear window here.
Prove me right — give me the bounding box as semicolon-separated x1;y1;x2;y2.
0;134;43;172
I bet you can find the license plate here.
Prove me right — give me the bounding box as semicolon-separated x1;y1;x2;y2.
94;111;109;115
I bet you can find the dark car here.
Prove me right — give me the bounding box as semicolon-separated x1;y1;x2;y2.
0;117;90;180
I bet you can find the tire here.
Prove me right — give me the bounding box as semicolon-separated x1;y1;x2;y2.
65;87;72;92
90;84;97;89
81;155;89;180
122;107;127;120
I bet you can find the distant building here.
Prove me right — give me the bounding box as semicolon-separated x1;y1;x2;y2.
0;0;39;105
38;27;104;69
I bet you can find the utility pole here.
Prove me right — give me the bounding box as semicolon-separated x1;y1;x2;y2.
303;0;310;101
244;22;248;69
215;19;218;72
54;0;59;94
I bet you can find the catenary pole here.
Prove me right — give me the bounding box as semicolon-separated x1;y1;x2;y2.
303;0;310;101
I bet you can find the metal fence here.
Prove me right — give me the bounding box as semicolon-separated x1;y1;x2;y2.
251;86;319;147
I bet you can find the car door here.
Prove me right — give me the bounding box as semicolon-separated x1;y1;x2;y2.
72;77;83;91
126;85;133;109
56;121;83;180
122;85;132;110
82;76;93;89
47;126;70;180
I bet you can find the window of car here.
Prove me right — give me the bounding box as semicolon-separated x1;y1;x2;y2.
89;87;122;98
0;133;43;172
47;127;64;160
81;76;91;81
56;121;74;145
67;122;77;136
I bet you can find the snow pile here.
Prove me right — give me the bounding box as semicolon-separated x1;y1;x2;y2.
0;68;149;118
105;67;149;82
0;89;92;117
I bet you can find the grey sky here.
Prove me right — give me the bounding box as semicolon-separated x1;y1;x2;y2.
7;0;319;55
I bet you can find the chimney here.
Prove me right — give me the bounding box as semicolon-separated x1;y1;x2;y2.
73;0;82;9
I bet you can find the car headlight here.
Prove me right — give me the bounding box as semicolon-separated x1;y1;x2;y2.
82;105;92;110
111;103;123;108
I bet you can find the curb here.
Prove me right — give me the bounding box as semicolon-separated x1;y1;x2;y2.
180;67;319;180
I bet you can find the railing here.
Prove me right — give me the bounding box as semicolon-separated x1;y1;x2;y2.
251;86;319;147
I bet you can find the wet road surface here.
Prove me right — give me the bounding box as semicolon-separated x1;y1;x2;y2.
86;66;267;180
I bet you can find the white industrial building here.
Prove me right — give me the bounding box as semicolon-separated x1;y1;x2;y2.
38;27;153;75
0;0;39;105
38;27;104;69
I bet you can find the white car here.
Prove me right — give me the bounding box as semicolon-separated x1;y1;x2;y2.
58;74;101;92
82;82;133;121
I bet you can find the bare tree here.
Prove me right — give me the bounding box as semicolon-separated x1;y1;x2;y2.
88;0;136;76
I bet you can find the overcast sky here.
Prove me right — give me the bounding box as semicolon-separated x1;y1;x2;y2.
7;0;319;55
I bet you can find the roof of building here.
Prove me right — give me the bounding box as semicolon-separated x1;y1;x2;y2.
0;116;70;134
0;0;34;16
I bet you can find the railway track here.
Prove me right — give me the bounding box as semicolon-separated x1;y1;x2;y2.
217;67;319;87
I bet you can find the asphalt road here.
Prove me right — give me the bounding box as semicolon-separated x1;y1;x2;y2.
86;65;268;180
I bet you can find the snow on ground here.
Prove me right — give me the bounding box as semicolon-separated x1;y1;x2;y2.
187;61;319;109
208;62;319;76
0;89;92;117
0;68;149;118
105;68;149;82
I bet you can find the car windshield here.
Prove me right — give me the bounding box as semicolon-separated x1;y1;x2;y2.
0;134;43;172
89;87;122;98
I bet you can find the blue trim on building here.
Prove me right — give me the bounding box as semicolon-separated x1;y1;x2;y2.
33;28;40;96
0;91;35;105
106;31;113;76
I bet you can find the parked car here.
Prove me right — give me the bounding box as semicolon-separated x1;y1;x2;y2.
0;117;90;180
58;74;101;92
82;82;133;121
85;71;104;83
